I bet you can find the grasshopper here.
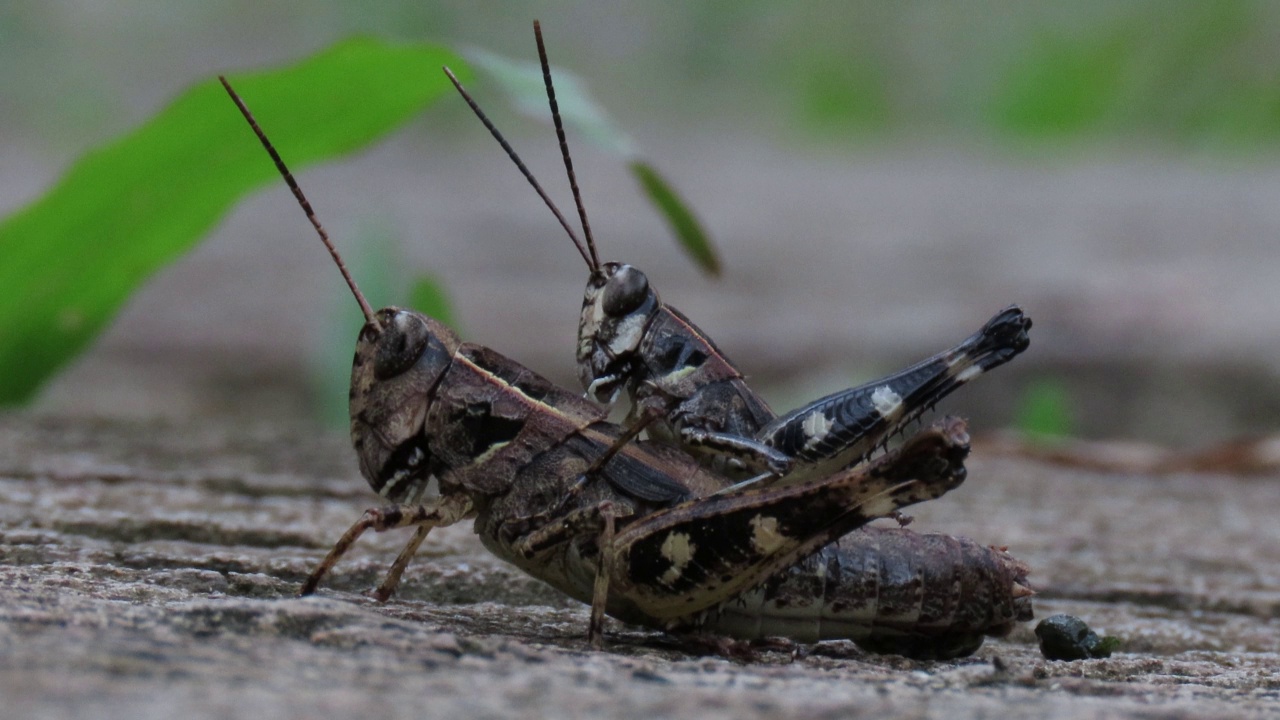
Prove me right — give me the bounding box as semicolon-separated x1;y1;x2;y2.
452;24;1032;487
441;22;1035;658
220;48;1027;659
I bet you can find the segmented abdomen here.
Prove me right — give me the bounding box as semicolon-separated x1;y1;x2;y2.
694;527;1033;660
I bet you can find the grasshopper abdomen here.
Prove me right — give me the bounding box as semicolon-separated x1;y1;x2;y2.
702;527;1033;660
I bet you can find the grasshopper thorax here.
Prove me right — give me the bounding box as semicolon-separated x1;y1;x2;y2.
350;307;462;503
577;262;660;404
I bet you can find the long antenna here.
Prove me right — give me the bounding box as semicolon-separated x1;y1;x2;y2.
533;21;600;270
218;75;381;330
442;67;596;271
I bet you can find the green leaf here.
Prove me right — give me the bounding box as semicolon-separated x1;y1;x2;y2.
466;47;720;277
994;30;1133;137
0;38;469;405
794;54;891;135
630;161;721;277
1014;377;1074;441
464;46;637;157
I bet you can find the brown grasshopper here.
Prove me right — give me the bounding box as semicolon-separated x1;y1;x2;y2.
453;23;1033;488
220;67;1029;658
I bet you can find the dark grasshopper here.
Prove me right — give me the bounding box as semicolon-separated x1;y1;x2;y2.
443;22;1035;658
456;25;1032;486
221;63;1029;658
578;265;1030;485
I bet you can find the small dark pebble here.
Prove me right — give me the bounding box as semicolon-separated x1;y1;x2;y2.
1035;614;1121;660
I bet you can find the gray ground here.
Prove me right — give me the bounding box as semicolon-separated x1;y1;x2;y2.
2;414;1279;720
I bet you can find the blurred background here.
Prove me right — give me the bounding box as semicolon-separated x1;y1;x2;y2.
4;1;1280;446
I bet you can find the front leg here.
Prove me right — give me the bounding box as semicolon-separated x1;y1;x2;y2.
300;492;474;598
679;426;795;478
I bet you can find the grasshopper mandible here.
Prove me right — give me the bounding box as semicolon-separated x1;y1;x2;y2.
451;24;1032;488
219;65;1028;657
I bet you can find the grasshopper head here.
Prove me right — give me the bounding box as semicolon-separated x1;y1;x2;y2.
577;262;659;404
349;307;461;503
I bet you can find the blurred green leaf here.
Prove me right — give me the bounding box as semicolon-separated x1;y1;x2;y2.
466;46;720;275
408;274;457;332
992;1;1280;145
0;38;468;405
795;59;890;135
994;31;1133;137
1015;377;1074;441
464;46;637;157
630;161;721;277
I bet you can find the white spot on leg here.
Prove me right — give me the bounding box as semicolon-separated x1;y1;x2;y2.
659;532;697;585
749;515;788;555
955;365;984;382
870;385;903;417
862;495;901;518
801;411;832;451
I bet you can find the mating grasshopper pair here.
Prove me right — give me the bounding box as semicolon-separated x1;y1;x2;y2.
219;22;1032;659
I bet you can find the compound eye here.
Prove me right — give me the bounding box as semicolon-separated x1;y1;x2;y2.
373;312;431;380
601;265;650;317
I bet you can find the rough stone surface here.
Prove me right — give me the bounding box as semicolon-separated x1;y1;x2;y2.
2;414;1279;719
